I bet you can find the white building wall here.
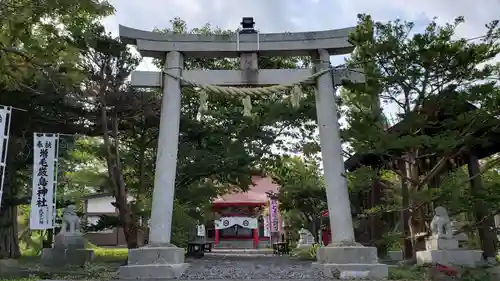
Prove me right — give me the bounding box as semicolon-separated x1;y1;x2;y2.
86;195;134;213
86;196;116;213
85;194;134;234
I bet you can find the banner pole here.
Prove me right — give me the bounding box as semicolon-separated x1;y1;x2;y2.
0;106;11;209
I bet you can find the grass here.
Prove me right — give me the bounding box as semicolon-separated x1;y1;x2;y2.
389;265;426;281
92;247;128;263
0;247;128;281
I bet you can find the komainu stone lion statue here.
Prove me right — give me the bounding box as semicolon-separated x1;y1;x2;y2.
61;205;81;234
430;206;453;239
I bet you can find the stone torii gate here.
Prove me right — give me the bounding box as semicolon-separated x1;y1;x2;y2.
118;19;388;280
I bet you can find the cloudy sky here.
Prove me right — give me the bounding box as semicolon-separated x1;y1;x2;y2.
99;1;499;157
102;0;500;71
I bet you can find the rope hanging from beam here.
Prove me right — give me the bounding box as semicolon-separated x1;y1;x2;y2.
163;63;341;116
163;66;333;98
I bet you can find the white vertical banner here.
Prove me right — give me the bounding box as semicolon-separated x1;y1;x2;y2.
263;216;270;237
30;134;59;230
269;197;280;233
197;224;206;237
0;105;12;209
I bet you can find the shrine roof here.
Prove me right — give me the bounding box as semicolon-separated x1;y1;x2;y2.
212;176;279;205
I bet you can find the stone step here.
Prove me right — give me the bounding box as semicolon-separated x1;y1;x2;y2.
209;249;274;256
180;256;331;280
214;239;271;249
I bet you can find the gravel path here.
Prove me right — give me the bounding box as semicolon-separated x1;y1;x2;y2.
180;255;328;280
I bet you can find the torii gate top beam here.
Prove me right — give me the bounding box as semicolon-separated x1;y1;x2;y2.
119;25;355;59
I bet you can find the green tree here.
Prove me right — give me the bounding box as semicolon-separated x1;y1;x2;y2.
342;14;500;258
270;156;326;243
77;23;143;248
0;0;113;90
0;0;113;257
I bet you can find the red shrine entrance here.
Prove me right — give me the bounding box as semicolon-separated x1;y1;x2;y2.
208;176;280;248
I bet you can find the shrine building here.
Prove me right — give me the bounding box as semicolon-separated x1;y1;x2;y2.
208;175;281;249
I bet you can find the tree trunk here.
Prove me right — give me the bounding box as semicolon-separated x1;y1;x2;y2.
370;173;386;255
309;218;321;244
0;145;21;259
0;203;20;258
111;165;139;249
408;154;429;257
137;131;149;231
398;158;413;259
98;81;138;249
467;153;498;258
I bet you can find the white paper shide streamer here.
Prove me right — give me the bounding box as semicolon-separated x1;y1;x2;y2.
263;216;270;237
30;134;59;230
0;106;12;209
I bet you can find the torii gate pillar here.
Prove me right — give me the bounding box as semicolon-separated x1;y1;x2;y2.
148;51;183;245
311;49;388;279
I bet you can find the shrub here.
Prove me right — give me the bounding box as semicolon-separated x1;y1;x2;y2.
292;243;320;261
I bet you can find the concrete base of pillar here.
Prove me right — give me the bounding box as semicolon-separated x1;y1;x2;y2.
416;249;483;267
119;246;189;280
388;250;403;262
313;245;388;280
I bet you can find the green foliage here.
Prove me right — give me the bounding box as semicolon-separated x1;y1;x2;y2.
388;265;425;281
92;247;128;263
292;243;320;261
308;243;320;257
148;18;318;199
342;13;500;257
0;0;114;90
171;201;197;248
383;229;403;251
269;156;326;242
0;0;115;257
343;14;500;160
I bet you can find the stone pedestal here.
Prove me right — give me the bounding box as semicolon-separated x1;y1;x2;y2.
41;231;94;266
312;245;389;279
416;249;483;267
388;250;403;261
119;246;189;280
54;232;86;249
425;237;459;250
454;233;468;248
416;236;483;267
41;248;94;266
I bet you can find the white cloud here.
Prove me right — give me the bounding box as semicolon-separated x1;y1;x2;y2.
102;0;499;70
100;0;499;37
99;0;499;159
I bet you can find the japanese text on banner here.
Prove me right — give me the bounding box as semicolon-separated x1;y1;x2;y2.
29;135;58;230
263;216;270;237
269;197;280;232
